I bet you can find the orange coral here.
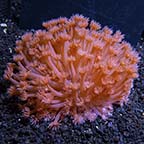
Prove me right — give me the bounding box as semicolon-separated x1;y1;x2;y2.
4;15;139;128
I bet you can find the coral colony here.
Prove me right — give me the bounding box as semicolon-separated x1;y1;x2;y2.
4;15;139;128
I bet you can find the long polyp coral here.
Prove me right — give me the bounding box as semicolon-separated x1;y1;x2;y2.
4;15;139;128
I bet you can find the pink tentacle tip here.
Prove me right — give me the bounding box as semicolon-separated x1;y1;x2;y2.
48;121;60;130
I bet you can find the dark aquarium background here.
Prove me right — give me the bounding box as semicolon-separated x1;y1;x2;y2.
20;0;144;46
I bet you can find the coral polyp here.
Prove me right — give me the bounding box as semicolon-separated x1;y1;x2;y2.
4;15;139;128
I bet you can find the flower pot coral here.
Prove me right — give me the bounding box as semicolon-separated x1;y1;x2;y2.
4;15;139;128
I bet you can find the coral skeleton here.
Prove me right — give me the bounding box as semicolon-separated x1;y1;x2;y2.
4;15;139;128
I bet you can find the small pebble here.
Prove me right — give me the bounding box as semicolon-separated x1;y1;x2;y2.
9;48;12;53
95;125;99;129
18;118;21;122
119;113;123;116
0;23;7;27
3;28;7;34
